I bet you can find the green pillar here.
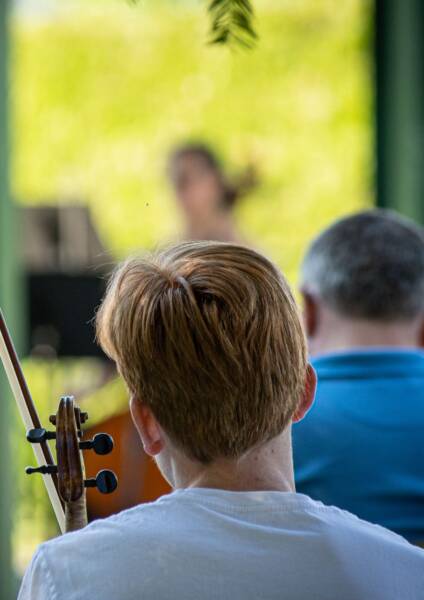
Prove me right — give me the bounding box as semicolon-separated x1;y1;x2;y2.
0;0;15;596
375;0;424;223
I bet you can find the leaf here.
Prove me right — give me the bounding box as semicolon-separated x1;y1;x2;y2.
128;0;257;48
207;0;257;49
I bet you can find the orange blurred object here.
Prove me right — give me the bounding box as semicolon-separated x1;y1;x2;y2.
83;410;171;520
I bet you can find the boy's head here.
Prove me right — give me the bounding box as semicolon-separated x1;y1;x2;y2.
96;242;311;470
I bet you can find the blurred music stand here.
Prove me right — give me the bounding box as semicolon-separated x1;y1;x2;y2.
22;204;113;359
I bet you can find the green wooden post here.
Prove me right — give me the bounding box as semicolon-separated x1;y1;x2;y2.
0;0;17;596
375;0;424;223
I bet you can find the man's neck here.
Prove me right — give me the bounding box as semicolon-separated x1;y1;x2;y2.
309;313;422;357
167;431;296;493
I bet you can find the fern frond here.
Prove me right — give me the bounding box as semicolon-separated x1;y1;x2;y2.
129;0;258;49
208;0;257;49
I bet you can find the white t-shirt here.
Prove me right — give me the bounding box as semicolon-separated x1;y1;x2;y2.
18;489;424;600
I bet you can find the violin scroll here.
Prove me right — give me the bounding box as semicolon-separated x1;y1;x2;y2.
25;395;118;532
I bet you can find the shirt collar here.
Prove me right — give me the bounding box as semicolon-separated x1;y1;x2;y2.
312;349;424;380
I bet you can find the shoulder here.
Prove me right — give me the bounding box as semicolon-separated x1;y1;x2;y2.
39;492;188;556
18;545;59;600
21;496;180;596
308;496;423;555
44;494;176;552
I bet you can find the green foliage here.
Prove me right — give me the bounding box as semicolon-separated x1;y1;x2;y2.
208;0;257;48
131;0;258;47
11;0;372;282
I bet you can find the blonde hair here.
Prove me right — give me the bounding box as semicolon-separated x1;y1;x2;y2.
96;242;307;463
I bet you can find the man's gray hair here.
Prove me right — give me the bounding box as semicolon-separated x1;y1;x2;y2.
301;209;424;321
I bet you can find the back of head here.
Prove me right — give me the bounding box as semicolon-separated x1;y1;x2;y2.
97;242;307;463
301;210;424;321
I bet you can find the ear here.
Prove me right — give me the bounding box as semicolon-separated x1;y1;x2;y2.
130;397;164;456
292;364;317;423
301;289;318;338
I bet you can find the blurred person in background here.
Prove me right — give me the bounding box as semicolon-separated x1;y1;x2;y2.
167;143;256;243
293;209;424;543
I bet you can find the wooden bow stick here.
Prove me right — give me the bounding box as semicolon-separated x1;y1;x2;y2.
0;309;66;532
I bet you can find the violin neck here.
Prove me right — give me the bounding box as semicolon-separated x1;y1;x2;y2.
65;497;88;532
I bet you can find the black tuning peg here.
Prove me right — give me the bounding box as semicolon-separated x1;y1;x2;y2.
26;428;56;444
85;470;118;494
79;433;114;455
26;465;58;475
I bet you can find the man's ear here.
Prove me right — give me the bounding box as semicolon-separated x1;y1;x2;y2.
301;289;318;338
292;364;317;423
130;397;164;456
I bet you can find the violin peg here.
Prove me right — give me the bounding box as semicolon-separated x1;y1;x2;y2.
85;470;118;494
26;428;56;444
49;415;56;425
26;465;58;475
79;433;114;455
80;411;89;424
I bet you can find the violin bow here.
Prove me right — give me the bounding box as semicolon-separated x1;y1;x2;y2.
0;308;66;533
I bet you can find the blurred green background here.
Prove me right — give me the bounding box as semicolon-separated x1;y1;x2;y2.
12;0;372;273
9;0;372;579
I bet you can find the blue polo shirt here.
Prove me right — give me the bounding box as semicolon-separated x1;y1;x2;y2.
293;349;424;542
